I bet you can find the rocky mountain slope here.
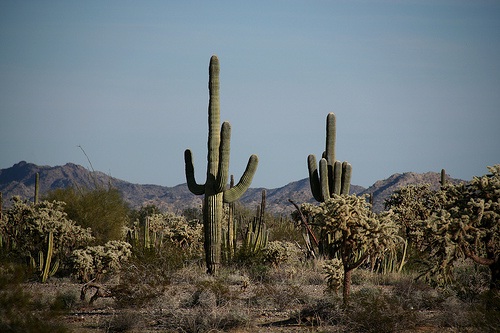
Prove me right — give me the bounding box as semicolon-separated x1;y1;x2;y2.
0;161;464;214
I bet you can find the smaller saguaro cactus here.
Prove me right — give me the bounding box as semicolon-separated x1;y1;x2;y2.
440;168;447;188
308;113;352;202
34;172;40;204
242;190;269;255
29;231;59;283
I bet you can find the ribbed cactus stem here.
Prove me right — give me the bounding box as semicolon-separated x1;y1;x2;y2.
308;113;352;202
184;55;259;274
440;168;447;188
41;231;54;283
227;175;236;260
144;217;151;249
34;173;39;204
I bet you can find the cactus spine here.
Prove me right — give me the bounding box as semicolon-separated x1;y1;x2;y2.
308;113;352;202
184;55;259;274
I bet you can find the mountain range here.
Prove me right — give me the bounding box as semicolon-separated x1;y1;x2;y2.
0;161;464;214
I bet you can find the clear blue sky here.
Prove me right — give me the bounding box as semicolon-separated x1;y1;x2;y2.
1;1;499;189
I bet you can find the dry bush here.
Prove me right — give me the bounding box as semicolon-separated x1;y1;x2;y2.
155;272;251;332
392;276;444;311
160;305;250;333
103;310;143;333
0;263;69;333
112;242;191;308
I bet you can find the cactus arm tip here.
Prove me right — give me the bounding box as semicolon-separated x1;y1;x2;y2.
223;154;259;203
184;149;205;195
308;154;323;202
216;122;231;192
340;162;352;195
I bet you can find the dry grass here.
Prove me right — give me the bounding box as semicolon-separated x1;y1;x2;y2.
2;256;499;333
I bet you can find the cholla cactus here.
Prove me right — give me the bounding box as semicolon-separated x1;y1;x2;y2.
127;212;203;256
0;197;94;276
323;258;344;293
301;194;402;304
71;240;132;282
416;165;500;290
263;241;303;267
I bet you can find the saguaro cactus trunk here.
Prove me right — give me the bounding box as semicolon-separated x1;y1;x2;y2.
184;55;258;275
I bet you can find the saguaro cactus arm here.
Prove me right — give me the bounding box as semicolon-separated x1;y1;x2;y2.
215;122;231;193
340;161;352;195
223;154;259;203
308;155;322;202
184;149;205;195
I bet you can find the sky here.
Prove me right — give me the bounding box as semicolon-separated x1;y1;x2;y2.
1;1;499;189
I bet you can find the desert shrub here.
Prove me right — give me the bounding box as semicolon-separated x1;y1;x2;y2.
189;279;233;308
262;240;304;266
392;276;444;310
50;291;79;312
102;310;142;333
467;291;500;332
0;262;69;333
267;215;303;243
344;287;421;333
70;240;131;282
113;243;195;308
0;197;94;280
299;259;327;285
157;271;250;332
237;258;270;283
162;306;250;333
449;259;490;303
45;187;130;244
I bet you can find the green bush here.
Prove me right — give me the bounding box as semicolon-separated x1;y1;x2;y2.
44;187;130;244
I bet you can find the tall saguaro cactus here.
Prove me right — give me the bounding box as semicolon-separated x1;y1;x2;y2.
184;55;259;274
308;113;352;202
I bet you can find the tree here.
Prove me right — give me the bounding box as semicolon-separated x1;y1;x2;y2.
417;165;500;291
300;194;402;304
44;187;130;244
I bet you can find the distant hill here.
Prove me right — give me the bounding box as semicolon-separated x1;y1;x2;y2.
0;161;465;214
358;171;463;212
